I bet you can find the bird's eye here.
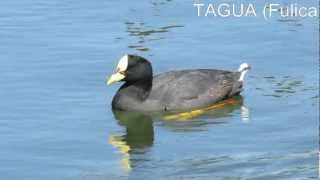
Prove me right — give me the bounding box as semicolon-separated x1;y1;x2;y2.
119;71;125;75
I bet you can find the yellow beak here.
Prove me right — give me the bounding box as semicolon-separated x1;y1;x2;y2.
107;72;125;85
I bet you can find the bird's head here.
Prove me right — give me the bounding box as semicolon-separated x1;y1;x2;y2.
107;54;153;85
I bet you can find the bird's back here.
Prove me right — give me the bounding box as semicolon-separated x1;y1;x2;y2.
147;69;242;111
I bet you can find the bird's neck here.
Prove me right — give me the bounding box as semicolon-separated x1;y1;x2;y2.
121;79;152;101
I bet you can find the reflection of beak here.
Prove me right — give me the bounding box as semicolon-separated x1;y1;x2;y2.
107;72;125;85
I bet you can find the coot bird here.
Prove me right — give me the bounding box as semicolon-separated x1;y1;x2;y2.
107;54;250;112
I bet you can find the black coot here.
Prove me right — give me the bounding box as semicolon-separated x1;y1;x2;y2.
107;54;250;112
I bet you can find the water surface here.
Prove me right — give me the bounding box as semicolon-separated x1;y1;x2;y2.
0;0;318;179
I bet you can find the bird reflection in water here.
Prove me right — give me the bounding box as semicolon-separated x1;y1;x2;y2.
108;96;249;173
109;110;154;173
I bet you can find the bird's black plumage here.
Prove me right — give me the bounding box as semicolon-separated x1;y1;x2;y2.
109;55;248;112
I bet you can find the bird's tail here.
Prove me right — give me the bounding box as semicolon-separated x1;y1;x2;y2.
238;63;250;82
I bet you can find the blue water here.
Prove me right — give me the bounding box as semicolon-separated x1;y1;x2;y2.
0;0;318;179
